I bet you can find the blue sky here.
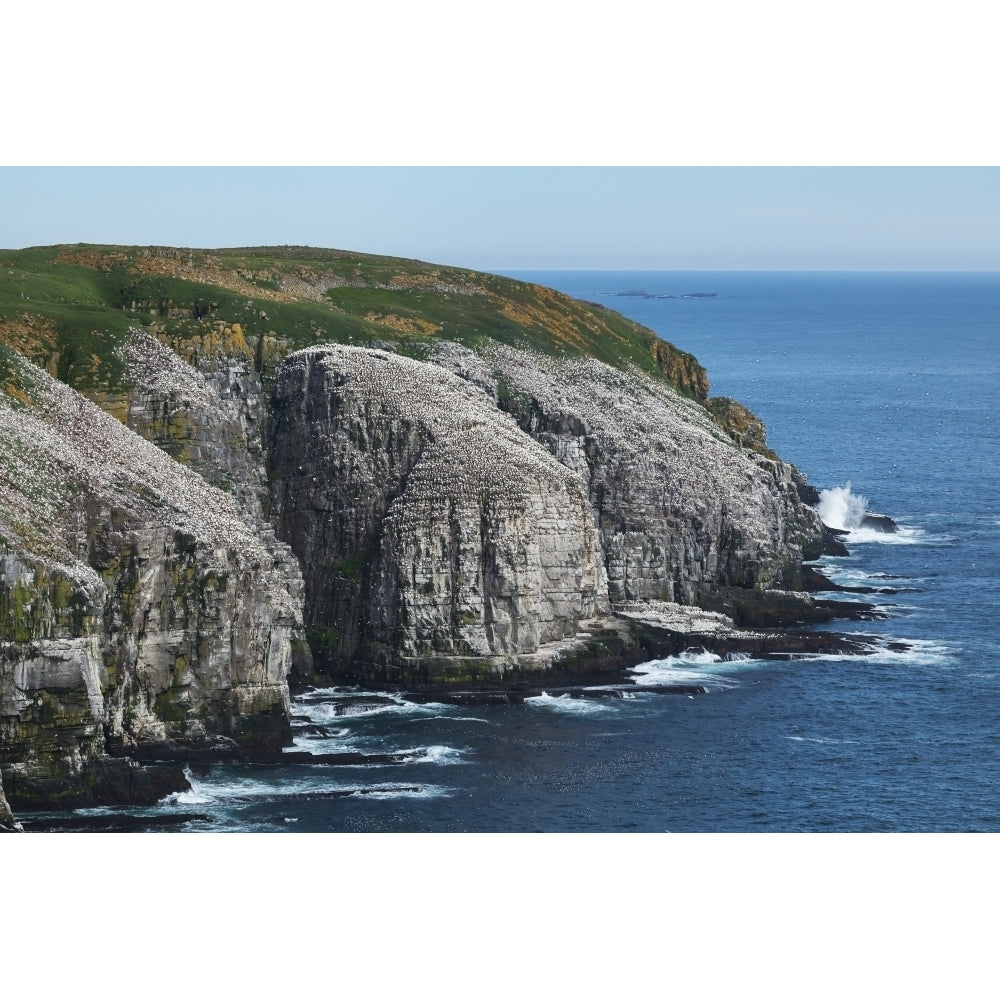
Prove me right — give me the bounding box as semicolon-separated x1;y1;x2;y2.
2;167;997;271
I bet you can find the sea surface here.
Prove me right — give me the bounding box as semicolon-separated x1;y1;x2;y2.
22;271;1000;832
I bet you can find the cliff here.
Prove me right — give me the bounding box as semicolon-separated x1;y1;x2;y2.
0;244;838;820
270;345;609;683
0;346;305;809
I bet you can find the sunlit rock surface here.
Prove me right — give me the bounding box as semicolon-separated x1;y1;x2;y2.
269;345;609;681
0;354;305;806
433;341;824;605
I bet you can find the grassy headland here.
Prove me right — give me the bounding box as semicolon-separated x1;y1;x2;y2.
0;244;709;402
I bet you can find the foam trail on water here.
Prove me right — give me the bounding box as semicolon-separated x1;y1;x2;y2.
403;745;469;765
630;650;744;690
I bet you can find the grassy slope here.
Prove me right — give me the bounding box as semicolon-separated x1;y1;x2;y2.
0;244;707;401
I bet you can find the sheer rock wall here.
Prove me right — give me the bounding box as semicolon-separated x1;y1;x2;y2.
269;346;609;681
432;342;825;606
0;355;305;807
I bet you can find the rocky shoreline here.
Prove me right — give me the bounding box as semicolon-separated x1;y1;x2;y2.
1;247;905;830
1;578;899;829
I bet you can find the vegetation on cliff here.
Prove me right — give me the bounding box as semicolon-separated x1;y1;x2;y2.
0;244;707;401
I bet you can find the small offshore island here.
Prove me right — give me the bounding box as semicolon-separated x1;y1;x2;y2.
0;245;897;830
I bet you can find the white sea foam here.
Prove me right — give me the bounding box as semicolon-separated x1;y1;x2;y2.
292;691;443;725
164;771;450;805
861;638;956;667
168;774;325;802
285;733;362;754
347;783;452;800
814;564;926;588
818;482;868;531
844;524;930;546
525;692;612;714
629;649;756;690
800;636;956;668
403;745;469;765
817;483;932;545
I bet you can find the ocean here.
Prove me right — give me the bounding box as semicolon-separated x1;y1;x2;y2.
19;271;1000;832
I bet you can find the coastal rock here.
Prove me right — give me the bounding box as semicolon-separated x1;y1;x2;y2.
862;512;898;533
269;346;609;682
119;329;272;519
0;353;305;806
0;246;873;816
434;341;826;607
0;772;18;831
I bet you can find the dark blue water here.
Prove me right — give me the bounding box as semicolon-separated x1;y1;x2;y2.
24;272;1000;832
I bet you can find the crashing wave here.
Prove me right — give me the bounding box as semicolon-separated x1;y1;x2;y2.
817;483;907;543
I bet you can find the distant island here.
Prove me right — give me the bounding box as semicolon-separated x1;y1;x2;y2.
613;289;716;299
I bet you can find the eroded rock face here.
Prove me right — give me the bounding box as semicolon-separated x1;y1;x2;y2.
269;346;609;678
120;330;272;519
0;771;18;831
0;355;305;805
433;341;825;606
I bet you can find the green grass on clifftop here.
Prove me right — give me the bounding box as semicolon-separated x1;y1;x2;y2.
0;244;708;400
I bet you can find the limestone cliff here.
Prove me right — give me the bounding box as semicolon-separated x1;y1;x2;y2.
266;340;827;685
433;341;824;604
0;352;305;807
269;346;608;683
119;329;272;519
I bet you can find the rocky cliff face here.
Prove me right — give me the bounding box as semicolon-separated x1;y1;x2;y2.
269;346;609;683
0;352;305;807
0;247;837;821
432;341;824;605
266;340;826;685
0;771;16;830
119;328;273;520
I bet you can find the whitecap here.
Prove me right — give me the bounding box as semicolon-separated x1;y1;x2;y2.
525;692;612;714
818;482;868;531
163;787;215;807
842;524;934;546
817;483;946;546
349;783;452;800
629;649;755;690
292;691;445;724
406;745;469;765
798;636;956;668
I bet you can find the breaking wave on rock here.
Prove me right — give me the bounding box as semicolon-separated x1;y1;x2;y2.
818;483;926;545
628;649;758;691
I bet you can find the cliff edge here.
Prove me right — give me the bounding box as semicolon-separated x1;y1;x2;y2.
0;245;841;817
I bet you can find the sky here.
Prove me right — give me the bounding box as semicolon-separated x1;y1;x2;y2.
4;3;998;272
2;166;998;271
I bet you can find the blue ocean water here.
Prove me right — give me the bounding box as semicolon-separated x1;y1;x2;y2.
22;271;1000;832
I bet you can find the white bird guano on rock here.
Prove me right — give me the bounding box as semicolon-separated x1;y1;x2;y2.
269;345;610;665
0;349;305;797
